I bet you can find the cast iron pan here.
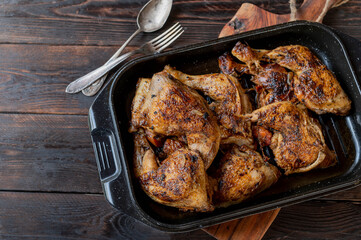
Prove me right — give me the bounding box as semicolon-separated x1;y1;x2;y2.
88;21;361;232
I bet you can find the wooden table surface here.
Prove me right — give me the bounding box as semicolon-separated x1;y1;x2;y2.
1;0;361;239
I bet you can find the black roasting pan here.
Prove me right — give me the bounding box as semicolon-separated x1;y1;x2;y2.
88;21;361;232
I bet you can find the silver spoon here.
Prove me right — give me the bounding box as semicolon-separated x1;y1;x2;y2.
81;0;173;96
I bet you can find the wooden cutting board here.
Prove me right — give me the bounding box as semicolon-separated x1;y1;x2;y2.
203;209;280;240
219;0;349;38
203;1;349;239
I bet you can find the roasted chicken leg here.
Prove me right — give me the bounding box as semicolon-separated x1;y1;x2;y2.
211;145;280;207
225;43;297;107
164;65;254;148
252;63;297;107
266;45;351;115
218;52;250;77
130;72;221;169
230;42;351;115
133;133;214;212
244;101;337;175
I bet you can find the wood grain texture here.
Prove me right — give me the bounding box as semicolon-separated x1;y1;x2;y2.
263;200;361;240
0;192;360;240
204;209;280;240
0;113;102;193
321;185;361;201
0;1;359;115
0;0;360;46
219;0;351;37
0;192;214;240
0;0;360;239
0;44;120;114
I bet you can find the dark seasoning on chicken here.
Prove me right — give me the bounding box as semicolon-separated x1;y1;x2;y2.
129;41;352;212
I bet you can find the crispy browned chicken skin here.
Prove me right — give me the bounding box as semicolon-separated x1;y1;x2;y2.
218;52;250;76
211;145;280;207
164;65;254;148
230;42;351;115
133;133;214;212
252;63;297;107
244;101;337;175
130;72;220;169
266;45;351;115
224;43;297;107
231;42;268;75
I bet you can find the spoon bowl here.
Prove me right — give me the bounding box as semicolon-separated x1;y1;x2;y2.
138;0;173;32
81;0;173;96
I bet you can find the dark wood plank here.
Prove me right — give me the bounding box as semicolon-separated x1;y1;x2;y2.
0;1;361;239
0;0;360;46
0;113;102;193
264;200;361;240
323;0;361;39
1;192;361;240
0;192;214;240
0;44;119;115
321;185;361;201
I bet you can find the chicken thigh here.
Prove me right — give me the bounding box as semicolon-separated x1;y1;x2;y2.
252;63;297;107
244;101;337;175
231;42;351;115
218;52;250;77
164;65;254;148
130;71;220;169
228;42;297;107
211;145;280;207
266;45;351;115
133;133;214;212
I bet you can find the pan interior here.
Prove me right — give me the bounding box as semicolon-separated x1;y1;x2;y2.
110;23;360;227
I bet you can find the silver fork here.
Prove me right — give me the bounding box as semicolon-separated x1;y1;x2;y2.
65;23;184;94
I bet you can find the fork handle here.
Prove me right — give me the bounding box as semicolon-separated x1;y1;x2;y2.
107;28;142;64
65;51;135;93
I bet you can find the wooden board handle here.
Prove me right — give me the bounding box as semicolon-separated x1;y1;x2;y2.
219;0;350;37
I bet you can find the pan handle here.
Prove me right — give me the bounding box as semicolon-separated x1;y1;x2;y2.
88;79;142;220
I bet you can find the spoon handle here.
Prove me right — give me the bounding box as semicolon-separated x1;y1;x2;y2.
66;51;135;94
107;28;142;64
82;28;142;96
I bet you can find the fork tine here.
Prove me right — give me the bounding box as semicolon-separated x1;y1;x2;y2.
155;29;184;53
153;27;183;48
154;27;183;49
152;25;182;47
149;22;180;44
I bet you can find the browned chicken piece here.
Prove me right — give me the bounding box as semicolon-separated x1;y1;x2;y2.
164;65;254;148
231;42;269;75
218;52;249;76
253;63;297;107
130;72;220;169
244;101;337;175
211;145;280;208
230;42;297;107
145;129;164;148
231;43;351;115
162;138;186;156
252;125;272;147
266;45;351;115
133;133;214;212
